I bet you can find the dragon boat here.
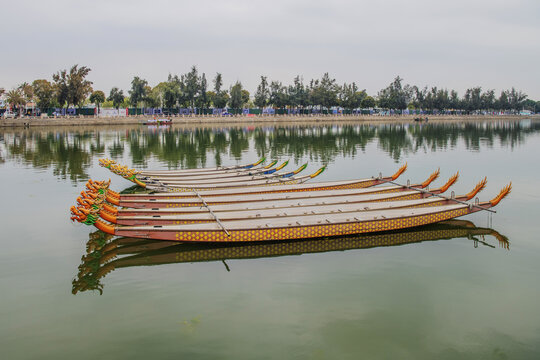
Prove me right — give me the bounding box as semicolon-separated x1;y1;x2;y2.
95;186;488;226
72;220;509;294
99;157;272;177
88;164;410;203
109;164;326;191
70;177;511;242
83;171;458;213
140;163;310;188
137;160;291;181
107;160;288;182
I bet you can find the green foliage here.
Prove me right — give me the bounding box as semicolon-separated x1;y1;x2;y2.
522;99;537;111
507;87;527;110
241;89;250;107
377;76;413;110
212;73;229;108
32;79;54;110
19;82;34;101
52;69;69;108
339;82;366;110
206;91;216;107
184;66;199;109
129;77;148;107
22;67;535;113
269;81;288;109
462;87;482;111
229;82;244;109
89;90;106;112
146;83;165;108
108;87;125;109
309;73;338;110
196;73;210;110
162;76;182;109
214;91;229;109
213;73;223;93
6;88;26;113
52;65;92;108
361;96;376;108
287;76;308;109
449;90;460;109
254;76;269;109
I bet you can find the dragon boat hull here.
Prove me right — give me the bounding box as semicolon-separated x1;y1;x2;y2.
93;201;501;242
112;196;476;225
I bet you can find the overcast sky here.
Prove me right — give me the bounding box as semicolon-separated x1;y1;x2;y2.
2;0;539;99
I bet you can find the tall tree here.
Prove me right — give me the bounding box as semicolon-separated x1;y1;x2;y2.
449;90;460;109
310;73;338;111
241;89;250;107
213;73;228;108
361;96;376;108
507;87;527;110
108;87;125;109
481;89;496;110
19;82;34;103
52;69;69;108
377;76;413;110
213;73;223;93
89;90;106;113
229;81;244;110
129;77;148;107
339;82;365;110
269;81;288;109
497;90;510;111
184;66;200;110
287;76;308;110
32;79;54;111
254;76;269;109
213;91;229;109
68;65;92;108
463;87;482;111
412;86;427;109
6;88;26;115
195;73;209;111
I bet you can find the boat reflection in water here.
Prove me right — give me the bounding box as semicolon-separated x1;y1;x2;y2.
72;220;509;295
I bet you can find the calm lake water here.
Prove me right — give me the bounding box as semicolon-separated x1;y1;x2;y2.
1;119;539;359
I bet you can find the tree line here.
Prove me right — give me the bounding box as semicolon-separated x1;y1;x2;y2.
2;65;538;115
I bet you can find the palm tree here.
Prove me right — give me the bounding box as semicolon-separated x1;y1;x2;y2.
6;88;26;116
19;82;34;115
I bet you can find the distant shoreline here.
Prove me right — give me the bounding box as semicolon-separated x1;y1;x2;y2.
0;114;537;128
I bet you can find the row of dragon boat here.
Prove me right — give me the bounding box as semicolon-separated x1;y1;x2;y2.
69;157;511;243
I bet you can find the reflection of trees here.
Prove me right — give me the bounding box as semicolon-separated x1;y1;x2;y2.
268;125;376;163
0;134;5;164
108;135;124;159
409;121;540;152
2;120;539;183
4;132;94;182
377;125;412;161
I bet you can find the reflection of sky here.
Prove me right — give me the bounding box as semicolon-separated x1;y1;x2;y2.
1;120;540;359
